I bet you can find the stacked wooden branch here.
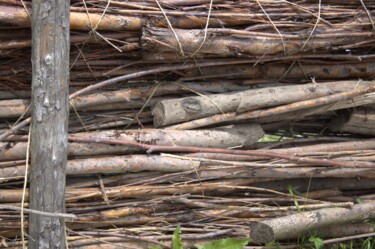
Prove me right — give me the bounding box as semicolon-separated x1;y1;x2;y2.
0;0;375;248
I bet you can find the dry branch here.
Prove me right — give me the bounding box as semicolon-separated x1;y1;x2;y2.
67;136;375;168
0;0;375;246
0;125;263;161
141;26;371;59
0;155;201;178
0;5;142;30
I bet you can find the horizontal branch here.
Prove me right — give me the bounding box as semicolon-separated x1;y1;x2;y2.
67;136;375;168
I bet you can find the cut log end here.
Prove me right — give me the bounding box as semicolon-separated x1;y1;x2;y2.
249;222;275;244
151;102;166;127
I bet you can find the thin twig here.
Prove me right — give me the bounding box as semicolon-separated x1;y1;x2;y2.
255;0;287;54
299;0;322;52
19;0;30;17
68;135;375;168
124;82;162;129
154;0;185;56
0;205;76;219
190;0;214;57
21;124;31;249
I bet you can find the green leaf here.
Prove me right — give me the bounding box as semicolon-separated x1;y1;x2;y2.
172;226;183;249
266;240;281;249
288;185;301;212
308;236;323;249
148;246;163;249
339;243;347;249
194;238;249;249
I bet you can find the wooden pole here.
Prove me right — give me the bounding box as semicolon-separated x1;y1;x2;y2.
29;0;70;248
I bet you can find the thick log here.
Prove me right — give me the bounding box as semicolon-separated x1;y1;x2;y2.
0;90;31;99
73;125;263;148
170;85;375;129
0;81;252;118
3;155;375;180
183;61;375;81
0;5;141;30
29;0;70;247
273;222;375;239
0;155;201;178
249;201;375;243
152;81;373;126
71;81;252;109
0;125;263;161
141;26;368;58
0;99;29;118
0;31;139;50
329;108;375;135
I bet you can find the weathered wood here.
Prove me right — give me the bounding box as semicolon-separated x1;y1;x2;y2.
0;81;253;118
0;125;264;161
29;0;70;248
188;139;375;161
141;26;369;59
2;160;375;185
0;155;201;178
183;61;375;81
0;5;141;30
0;179;256;203
152;81;373;126
169;85;375;130
249;201;375;243
329;108;375;135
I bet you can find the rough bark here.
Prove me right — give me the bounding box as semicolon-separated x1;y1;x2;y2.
72;125;264;148
0;81;252;118
152;81;373;126
29;0;70;248
0;125;263;161
249;201;375;243
329;108;375;135
141;26;368;58
169;85;375;130
183;61;375;81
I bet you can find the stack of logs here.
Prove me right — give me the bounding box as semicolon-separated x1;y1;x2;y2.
0;0;375;248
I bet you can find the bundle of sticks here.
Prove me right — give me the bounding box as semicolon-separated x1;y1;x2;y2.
0;0;375;248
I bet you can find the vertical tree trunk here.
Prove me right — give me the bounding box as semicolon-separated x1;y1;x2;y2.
29;0;70;248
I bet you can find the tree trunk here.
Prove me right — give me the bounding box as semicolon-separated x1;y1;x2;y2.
29;0;70;248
